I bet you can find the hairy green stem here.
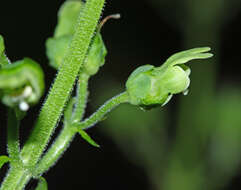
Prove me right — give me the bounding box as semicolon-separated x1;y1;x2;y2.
33;125;76;176
0;166;29;190
7;109;20;164
72;73;89;122
33;73;90;176
76;91;129;130
15;173;31;190
34;91;129;175
20;0;105;168
34;91;129;177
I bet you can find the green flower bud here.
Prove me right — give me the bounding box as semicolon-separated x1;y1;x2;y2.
126;47;213;109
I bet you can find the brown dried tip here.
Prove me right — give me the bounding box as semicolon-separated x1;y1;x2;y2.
98;14;121;31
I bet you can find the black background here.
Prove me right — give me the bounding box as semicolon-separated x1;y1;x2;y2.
0;0;241;189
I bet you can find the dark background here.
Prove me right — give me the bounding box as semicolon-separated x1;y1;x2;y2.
0;0;241;189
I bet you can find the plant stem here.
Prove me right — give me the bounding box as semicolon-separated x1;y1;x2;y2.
20;0;106;168
33;73;89;176
72;73;89;122
34;91;128;176
33;125;76;176
7;109;20;164
76;91;129;130
0;166;30;190
35;91;129;176
15;173;31;190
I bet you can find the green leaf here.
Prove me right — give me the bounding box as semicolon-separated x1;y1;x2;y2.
36;177;48;190
0;155;10;169
78;129;100;147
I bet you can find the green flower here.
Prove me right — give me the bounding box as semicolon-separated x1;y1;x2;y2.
0;35;45;111
0;58;45;111
126;47;213;109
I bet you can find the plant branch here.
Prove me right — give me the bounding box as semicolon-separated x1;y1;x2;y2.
75;91;129;130
72;73;89;122
7;109;20;164
33;124;76;176
0;167;29;190
33;73;90;176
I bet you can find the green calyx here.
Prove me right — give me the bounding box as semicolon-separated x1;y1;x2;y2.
82;33;107;75
54;0;84;38
46;0;107;76
46;35;72;69
0;58;45;111
0;35;4;53
46;1;83;69
126;47;213;109
0;35;10;67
